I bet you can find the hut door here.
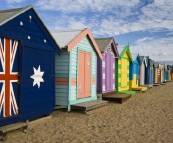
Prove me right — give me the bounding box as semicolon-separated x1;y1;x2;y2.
78;51;91;98
158;69;160;83
150;68;153;84
105;54;112;92
0;38;19;118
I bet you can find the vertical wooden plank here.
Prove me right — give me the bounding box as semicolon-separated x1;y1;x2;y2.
84;52;91;97
78;51;85;98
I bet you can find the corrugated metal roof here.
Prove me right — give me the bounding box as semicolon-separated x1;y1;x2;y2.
51;29;85;48
0;6;32;26
154;62;159;68
94;37;113;52
150;60;154;67
140;56;145;62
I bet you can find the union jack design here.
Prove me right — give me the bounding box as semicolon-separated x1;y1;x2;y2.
0;37;19;117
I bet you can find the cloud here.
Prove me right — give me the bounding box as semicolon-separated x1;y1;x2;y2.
166;32;173;35
35;0;173;64
6;0;25;4
36;0;173;37
36;0;140;13
130;37;173;62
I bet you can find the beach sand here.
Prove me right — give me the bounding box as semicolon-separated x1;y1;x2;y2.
2;81;173;143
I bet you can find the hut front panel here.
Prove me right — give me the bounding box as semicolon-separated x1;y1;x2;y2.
69;36;97;103
55;50;70;106
145;66;150;84
149;67;153;84
155;68;158;83
129;60;139;89
99;52;115;94
105;53;115;92
140;62;145;85
161;69;164;82
158;69;161;83
117;52;130;92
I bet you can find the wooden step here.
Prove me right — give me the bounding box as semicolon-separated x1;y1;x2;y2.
71;100;108;112
102;93;132;104
0;122;27;141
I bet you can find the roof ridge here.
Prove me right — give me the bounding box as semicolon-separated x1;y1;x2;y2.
51;28;86;33
0;5;32;13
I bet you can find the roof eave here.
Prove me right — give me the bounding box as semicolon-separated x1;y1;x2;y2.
67;28;103;59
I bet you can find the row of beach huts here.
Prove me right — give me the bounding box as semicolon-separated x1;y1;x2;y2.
0;6;173;138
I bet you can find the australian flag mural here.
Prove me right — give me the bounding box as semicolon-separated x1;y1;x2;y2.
0;37;19;118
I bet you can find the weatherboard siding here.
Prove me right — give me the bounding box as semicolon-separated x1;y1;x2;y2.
129;58;140;89
0;9;60;126
117;52;130;92
55;50;70;106
140;62;145;85
69;36;97;101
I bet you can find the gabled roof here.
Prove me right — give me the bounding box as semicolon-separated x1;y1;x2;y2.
140;56;148;67
145;56;149;67
0;5;61;54
94;37;119;58
131;53;142;65
117;45;132;61
52;28;102;59
140;56;145;62
149;59;154;68
164;64;168;70
154;62;159;68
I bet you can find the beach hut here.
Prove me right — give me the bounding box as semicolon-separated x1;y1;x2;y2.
52;28;108;112
167;65;171;81
144;56;149;84
160;64;165;84
0;6;61;127
149;60;154;85
129;54;147;92
94;37;119;95
153;62;160;85
116;45;135;94
143;56;153;88
139;56;147;86
164;64;168;82
171;66;173;81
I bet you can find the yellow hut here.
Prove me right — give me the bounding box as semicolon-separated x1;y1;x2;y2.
116;45;135;94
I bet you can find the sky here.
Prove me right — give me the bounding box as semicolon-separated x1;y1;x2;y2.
0;0;173;65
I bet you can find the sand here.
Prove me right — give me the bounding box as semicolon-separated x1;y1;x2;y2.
2;81;173;143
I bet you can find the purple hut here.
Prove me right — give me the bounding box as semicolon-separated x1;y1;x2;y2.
95;37;119;96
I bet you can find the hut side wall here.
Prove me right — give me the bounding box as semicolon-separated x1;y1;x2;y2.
97;55;103;93
55;50;70;106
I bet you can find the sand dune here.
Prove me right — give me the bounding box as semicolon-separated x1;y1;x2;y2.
2;81;173;143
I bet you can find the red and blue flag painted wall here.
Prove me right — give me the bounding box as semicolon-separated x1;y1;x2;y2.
0;6;61;126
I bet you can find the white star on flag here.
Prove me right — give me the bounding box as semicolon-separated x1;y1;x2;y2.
30;65;44;88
